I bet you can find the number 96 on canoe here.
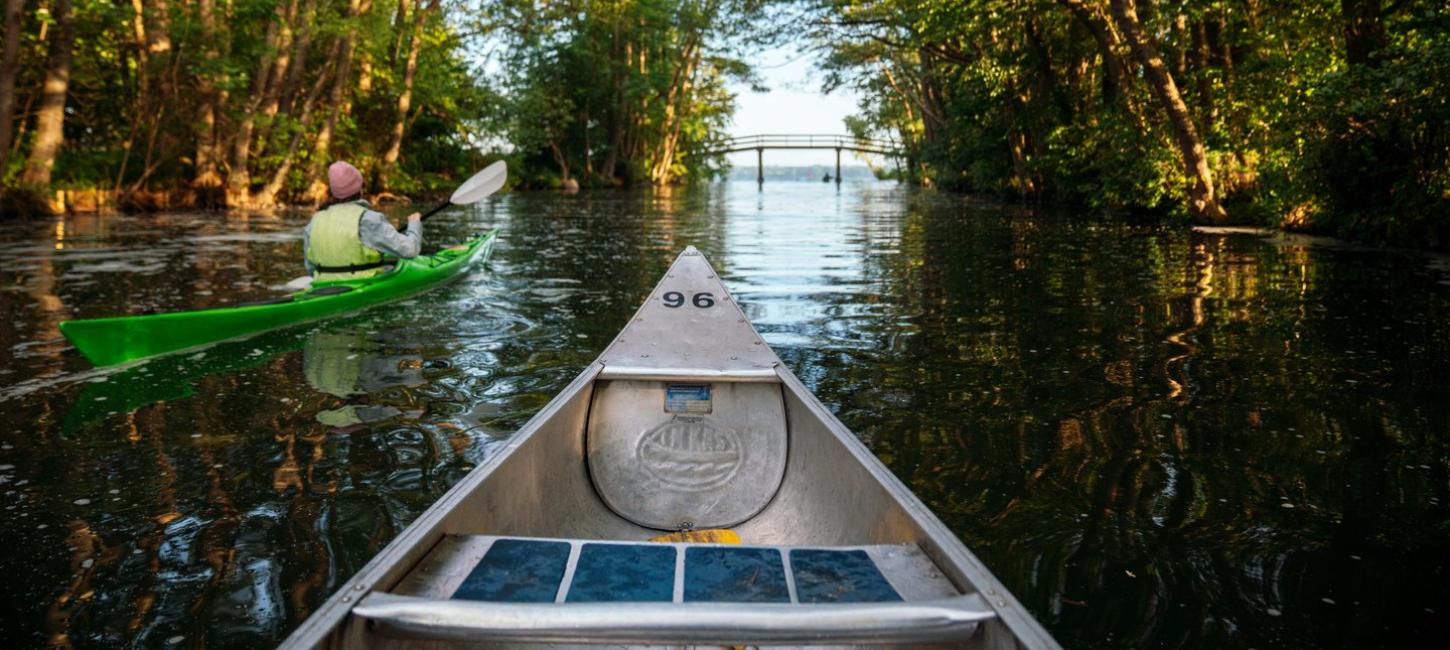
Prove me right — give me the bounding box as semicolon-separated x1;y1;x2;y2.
661;291;715;309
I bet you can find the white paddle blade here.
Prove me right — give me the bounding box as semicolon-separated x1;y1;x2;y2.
449;160;508;204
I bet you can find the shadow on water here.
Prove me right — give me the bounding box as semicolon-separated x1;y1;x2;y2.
2;181;1449;647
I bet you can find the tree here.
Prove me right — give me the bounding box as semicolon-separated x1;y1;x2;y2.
0;0;26;175
1107;0;1227;223
20;0;73;189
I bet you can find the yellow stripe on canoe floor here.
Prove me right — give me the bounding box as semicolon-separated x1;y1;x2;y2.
648;528;741;544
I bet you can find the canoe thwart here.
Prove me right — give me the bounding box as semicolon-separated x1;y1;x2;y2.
355;591;994;645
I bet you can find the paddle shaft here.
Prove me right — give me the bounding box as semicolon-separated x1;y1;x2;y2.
420;201;451;221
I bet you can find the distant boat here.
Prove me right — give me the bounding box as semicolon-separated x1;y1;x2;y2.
282;247;1060;649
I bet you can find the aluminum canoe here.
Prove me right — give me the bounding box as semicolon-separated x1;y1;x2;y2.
281;246;1060;649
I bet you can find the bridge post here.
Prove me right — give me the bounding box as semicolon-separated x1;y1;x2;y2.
756;147;763;186
835;147;842;185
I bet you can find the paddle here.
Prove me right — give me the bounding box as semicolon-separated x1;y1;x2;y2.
282;161;509;291
417;160;508;221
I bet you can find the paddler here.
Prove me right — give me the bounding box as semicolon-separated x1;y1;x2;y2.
303;161;423;281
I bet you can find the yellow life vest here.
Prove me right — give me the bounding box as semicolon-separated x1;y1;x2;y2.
306;202;386;281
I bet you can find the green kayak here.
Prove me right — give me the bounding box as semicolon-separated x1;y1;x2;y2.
59;229;498;367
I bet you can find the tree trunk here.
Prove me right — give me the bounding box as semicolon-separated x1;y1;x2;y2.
917;47;948;146
1191;20;1214;134
141;0;171;55
304;0;362;205
255;46;335;206
649;40;698;184
0;0;24;175
377;0;428;191
1340;0;1385;67
20;0;73;189
192;0;223;191
276;0;317;117
253;0;299;152
1056;0;1139;117
1109;0;1227;223
225;14;283;206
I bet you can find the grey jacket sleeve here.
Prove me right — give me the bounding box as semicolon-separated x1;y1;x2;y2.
357;210;423;259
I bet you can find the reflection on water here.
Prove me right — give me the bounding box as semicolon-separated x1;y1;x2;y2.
2;182;1450;647
305;330;423;429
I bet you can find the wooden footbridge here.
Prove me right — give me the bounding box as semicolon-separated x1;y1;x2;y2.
697;134;906;183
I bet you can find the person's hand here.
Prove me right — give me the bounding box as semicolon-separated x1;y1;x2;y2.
407;212;421;223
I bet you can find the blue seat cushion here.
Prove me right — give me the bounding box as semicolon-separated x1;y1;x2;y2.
452;538;570;602
790;549;902;603
683;546;790;603
566;543;676;602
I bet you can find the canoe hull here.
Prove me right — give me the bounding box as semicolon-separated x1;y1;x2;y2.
281;246;1059;649
58;230;497;366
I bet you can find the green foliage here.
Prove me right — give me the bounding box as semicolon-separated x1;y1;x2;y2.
811;0;1450;246
483;0;782;187
1291;34;1450;244
1;0;493;206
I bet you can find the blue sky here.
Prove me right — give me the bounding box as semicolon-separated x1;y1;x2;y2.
726;45;872;167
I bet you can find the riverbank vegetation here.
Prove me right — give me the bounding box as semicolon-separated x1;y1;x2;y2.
2;1;1447;248
0;0;774;214
485;0;779;188
2;0;498;212
811;0;1450;246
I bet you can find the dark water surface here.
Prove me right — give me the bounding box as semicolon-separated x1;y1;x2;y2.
2;182;1449;648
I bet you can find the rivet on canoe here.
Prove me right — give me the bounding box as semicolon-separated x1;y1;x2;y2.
353;585;365;591
342;596;351;603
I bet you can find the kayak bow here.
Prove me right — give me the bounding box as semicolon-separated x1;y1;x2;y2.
59;229;498;367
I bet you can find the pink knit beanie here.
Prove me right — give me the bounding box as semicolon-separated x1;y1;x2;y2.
328;161;364;199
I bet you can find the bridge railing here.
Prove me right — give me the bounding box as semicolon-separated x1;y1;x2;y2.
697;133;905;155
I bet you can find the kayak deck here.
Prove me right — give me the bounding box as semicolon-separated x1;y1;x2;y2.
59;230;497;366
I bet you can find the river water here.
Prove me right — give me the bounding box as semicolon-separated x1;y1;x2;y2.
2;181;1448;648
